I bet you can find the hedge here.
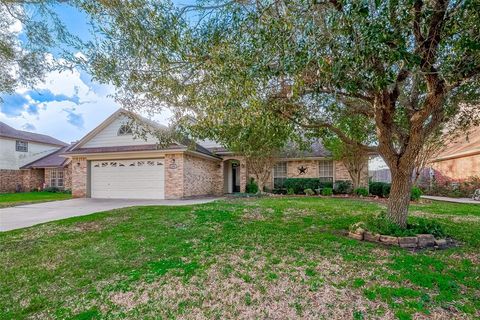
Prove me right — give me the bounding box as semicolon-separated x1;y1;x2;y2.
283;178;333;194
369;182;391;198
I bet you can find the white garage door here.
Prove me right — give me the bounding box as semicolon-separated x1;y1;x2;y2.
91;159;165;199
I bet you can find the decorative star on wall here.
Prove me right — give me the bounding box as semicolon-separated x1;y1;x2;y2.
298;165;308;175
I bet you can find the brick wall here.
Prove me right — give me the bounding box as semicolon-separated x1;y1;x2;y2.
0;169;44;193
64;163;72;190
247;159;369;190
164;153;185;199
71;157;87;198
287;160;320;178
432;154;480;181
183;154;222;197
23;169;44;191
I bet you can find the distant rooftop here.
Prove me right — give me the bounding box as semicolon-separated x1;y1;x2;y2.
0;121;67;147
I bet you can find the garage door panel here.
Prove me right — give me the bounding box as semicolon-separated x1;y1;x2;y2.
91;159;165;199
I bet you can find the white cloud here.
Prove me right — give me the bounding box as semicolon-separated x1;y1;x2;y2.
0;66;172;143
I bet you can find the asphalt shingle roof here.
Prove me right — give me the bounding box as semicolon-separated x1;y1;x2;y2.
0;122;67;147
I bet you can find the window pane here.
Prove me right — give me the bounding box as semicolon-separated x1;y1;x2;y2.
16;140;28;152
273;162;287;189
319;160;333;178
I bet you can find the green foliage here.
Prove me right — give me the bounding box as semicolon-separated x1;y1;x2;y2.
245;178;259;194
369;182;391;198
354;187;369;197
43;187;61;193
284;178;333;195
333;180;353;194
410;187;422;201
0;3;78;96
364;212;447;238
321;188;333;196
287;188;295;195
304;188;315;196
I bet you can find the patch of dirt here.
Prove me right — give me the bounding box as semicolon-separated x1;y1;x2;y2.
412;210;480;223
73;221;104;232
282;207;316;220
242;207;267;221
109;291;149;310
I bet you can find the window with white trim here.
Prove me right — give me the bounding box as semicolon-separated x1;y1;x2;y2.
16;140;28;152
273;162;287;189
117;124;133;136
318;160;334;183
50;169;64;188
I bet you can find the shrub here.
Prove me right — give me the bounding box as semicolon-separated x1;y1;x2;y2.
245;178;259;194
272;188;287;194
364;212;447;238
382;184;391;197
287;188;295;195
334;180;353;194
304;188;315;196
410;186;422;201
43;187;61;193
354;187;369;197
369;182;391;198
321;187;333;196
283;178;333;194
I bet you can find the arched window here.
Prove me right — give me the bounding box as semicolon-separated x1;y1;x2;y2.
117;124;133;136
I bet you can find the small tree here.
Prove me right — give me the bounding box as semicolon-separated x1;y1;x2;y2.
322;115;374;190
413;132;445;186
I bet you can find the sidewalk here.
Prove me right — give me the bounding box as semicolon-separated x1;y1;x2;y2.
421;195;480;204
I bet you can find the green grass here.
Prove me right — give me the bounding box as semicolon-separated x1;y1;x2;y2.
0;191;71;208
0;197;479;319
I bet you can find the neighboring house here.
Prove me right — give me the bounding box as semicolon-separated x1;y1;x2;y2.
0;122;68;192
58;109;367;199
430;126;480;181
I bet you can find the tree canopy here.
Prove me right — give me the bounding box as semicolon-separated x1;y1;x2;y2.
78;0;480;227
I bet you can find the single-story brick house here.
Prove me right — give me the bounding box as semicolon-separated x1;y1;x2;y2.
24;109;368;199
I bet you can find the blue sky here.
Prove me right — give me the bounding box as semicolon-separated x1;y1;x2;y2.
0;3;174;143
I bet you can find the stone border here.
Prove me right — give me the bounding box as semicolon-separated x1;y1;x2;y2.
348;229;455;250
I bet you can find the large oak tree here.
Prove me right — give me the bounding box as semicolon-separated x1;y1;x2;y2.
79;0;480;227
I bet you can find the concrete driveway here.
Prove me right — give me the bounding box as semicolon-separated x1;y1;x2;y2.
0;197;220;232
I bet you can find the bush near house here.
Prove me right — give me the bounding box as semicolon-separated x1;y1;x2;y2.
333;180;353;194
283;178;333;195
421;176;480;198
245;178;259;194
354;187;369;197
321;187;333;196
369;182;391;198
410;187;422;201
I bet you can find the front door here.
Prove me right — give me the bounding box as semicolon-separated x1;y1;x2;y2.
232;163;240;192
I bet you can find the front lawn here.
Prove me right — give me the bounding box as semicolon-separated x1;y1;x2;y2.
0;191;71;208
0;197;478;319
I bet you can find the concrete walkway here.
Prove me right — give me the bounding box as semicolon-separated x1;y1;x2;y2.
0;197;220;232
421;195;480;204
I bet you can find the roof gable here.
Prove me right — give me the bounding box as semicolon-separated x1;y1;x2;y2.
68;109;216;158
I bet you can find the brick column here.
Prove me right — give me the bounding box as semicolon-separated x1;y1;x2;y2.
239;159;247;193
164;153;184;199
72;157;87;198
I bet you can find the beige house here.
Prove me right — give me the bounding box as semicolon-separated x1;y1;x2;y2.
23;109;367;199
431;127;480;181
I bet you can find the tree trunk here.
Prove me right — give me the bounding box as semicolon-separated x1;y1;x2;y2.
387;168;414;228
